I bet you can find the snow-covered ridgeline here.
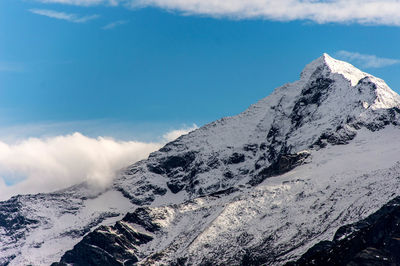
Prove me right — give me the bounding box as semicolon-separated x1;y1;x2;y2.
2;53;400;265
113;53;400;205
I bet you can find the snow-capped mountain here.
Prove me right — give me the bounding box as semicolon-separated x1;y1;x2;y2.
2;54;400;265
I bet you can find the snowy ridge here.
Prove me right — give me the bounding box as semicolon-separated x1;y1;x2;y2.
302;53;400;110
112;53;400;205
300;53;367;86
0;185;133;265
2;54;400;265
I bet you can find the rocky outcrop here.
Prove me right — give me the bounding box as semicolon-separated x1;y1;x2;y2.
249;151;310;186
287;196;400;266
53;208;156;266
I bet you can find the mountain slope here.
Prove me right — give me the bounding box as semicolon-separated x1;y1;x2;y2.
2;54;400;265
111;54;400;206
55;127;400;265
287;195;400;266
0;185;134;265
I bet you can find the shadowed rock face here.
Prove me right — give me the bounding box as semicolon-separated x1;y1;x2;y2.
53;208;155;266
287;196;400;266
248;151;310;186
0;197;39;234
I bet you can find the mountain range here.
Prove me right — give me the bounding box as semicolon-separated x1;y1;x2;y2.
2;54;400;265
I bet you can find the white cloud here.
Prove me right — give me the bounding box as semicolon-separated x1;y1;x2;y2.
162;124;198;142
336;50;400;68
36;0;400;26
0;125;196;201
29;9;100;23
102;20;129;30
129;0;400;26
37;0;120;6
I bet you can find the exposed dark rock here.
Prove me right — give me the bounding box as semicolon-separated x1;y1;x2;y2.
163;153;195;171
148;152;197;176
207;187;239;198
147;152;201;194
237;232;255;246
206;156;220;169
223;171;234;179
153;186;168;196
175;257;188;266
259;143;268;150
0;197;39;232
58;228;139;266
55;226;143;266
53;211;154;266
357;76;377;91
267;125;280;140
287;196;400;266
227;153;245;164
291;77;334;128
255;153;268;170
249;152;310;186
239;168;250;175
146;164;165;175
167;181;185;194
243;144;258;155
114;221;153;244
116;188;155;206
313;128;357;148
123;207;161;233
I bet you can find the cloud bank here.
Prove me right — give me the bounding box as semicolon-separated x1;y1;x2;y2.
36;0;400;26
0;125;197;201
336;50;400;68
29;9;99;23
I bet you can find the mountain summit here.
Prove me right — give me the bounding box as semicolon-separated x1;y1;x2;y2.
3;54;400;265
301;53;400;109
301;53;367;85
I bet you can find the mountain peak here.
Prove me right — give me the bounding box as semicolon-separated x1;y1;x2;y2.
5;53;400;266
301;53;367;86
298;53;400;110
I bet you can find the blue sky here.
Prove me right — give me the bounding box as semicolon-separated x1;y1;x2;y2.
3;0;400;141
3;0;400;197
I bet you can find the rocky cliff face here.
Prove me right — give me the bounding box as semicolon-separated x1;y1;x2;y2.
287;196;400;266
2;54;400;265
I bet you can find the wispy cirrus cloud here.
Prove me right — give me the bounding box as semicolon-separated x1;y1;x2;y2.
34;0;400;26
37;0;120;6
102;20;128;30
29;9;99;23
336;50;400;68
